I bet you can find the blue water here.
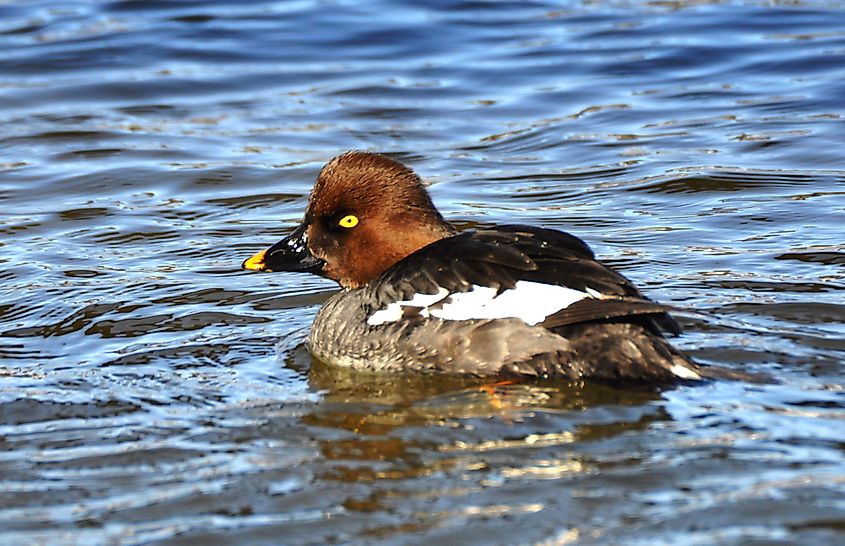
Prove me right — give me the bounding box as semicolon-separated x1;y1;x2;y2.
1;1;844;544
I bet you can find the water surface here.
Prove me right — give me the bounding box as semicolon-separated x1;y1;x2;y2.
1;1;844;544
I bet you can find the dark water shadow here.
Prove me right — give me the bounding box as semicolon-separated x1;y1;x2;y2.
280;346;671;452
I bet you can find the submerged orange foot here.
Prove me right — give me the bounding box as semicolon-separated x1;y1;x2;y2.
477;379;524;411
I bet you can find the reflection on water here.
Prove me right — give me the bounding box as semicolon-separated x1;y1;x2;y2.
1;0;845;544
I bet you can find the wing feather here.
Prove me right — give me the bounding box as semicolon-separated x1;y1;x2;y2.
366;225;681;336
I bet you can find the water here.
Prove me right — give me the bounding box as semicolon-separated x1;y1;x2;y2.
1;1;844;544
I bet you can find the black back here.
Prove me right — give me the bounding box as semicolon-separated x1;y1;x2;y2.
366;225;681;336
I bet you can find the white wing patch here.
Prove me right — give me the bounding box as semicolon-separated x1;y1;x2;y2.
670;364;701;380
367;287;450;325
367;281;595;327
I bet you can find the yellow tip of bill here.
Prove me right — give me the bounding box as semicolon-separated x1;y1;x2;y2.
242;249;267;271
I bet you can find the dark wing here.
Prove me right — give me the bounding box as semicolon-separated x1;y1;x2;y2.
367;225;681;336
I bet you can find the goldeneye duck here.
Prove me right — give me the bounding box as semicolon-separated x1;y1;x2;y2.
243;151;705;383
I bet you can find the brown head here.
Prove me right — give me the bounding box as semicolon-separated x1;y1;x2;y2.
242;152;455;288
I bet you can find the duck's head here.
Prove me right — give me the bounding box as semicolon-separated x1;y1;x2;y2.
242;151;455;289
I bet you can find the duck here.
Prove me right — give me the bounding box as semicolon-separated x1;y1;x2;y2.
242;151;707;383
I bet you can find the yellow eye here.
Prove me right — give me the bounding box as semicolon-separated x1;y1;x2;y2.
338;214;359;228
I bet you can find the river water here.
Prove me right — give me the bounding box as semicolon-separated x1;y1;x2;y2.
1;1;844;544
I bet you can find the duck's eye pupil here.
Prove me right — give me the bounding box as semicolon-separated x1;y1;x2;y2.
338;214;359;228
